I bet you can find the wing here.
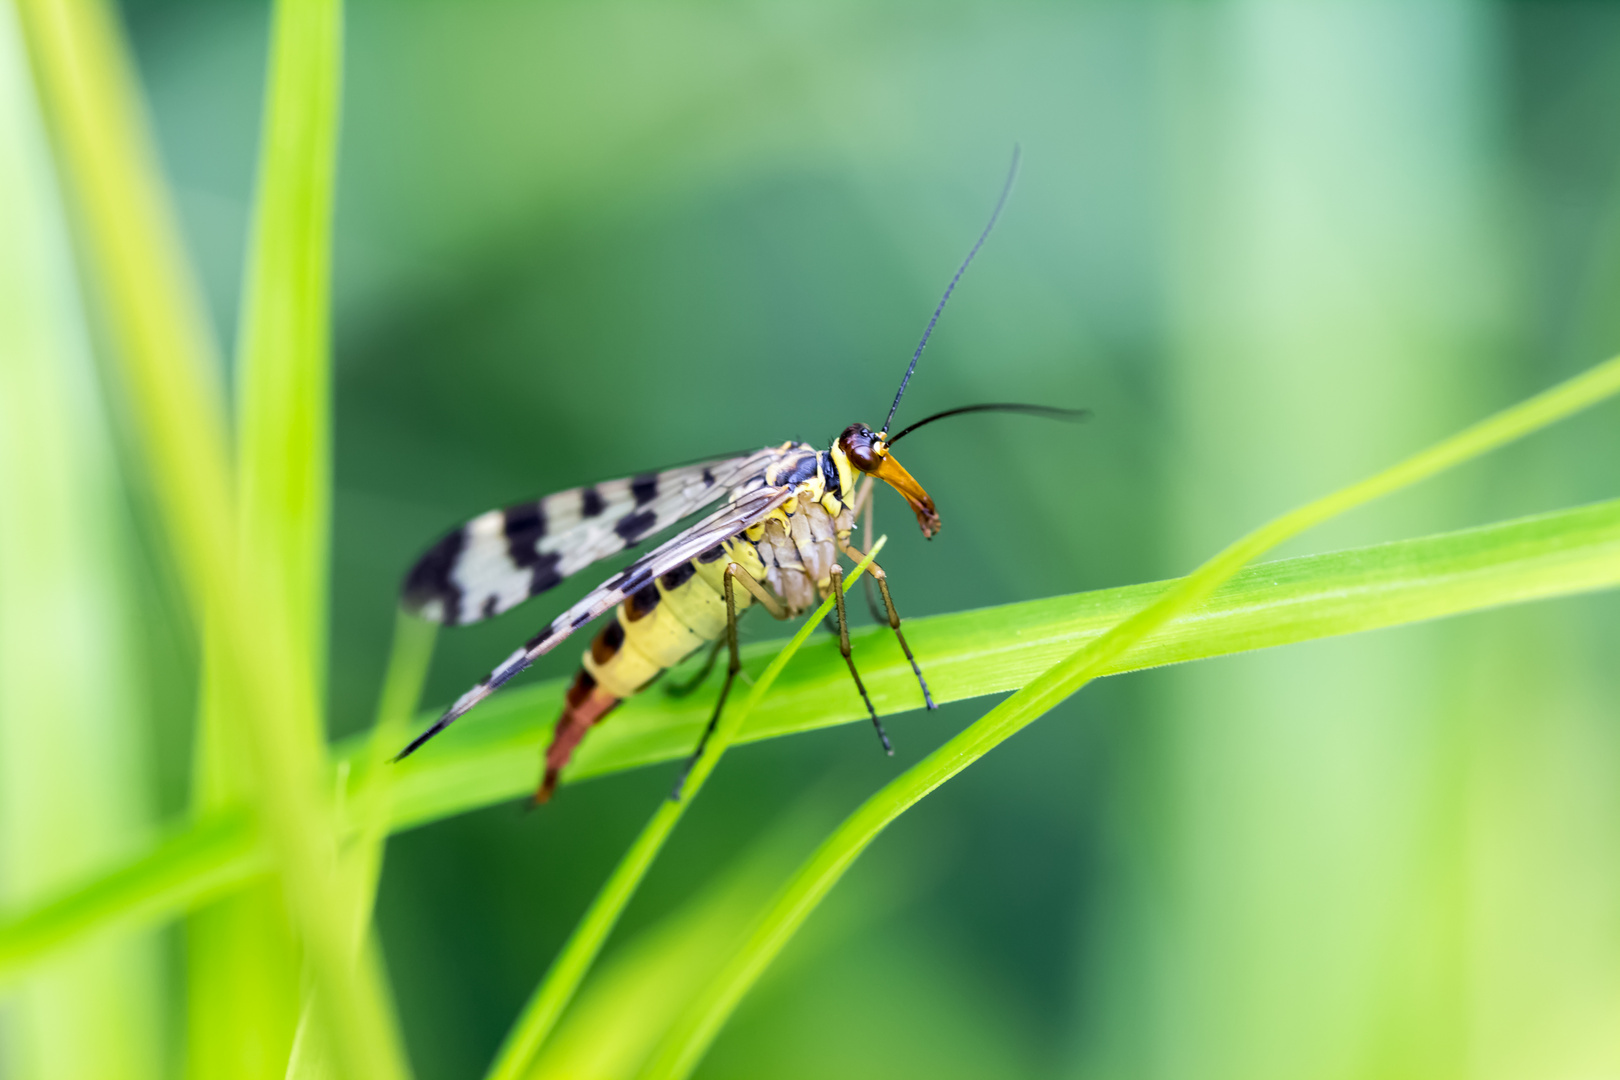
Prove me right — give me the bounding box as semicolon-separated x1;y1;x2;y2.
394;484;793;761
402;450;782;626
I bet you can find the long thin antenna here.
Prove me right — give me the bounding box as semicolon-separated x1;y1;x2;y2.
886;402;1089;446
881;144;1022;437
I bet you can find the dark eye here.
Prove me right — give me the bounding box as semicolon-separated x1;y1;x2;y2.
839;424;882;473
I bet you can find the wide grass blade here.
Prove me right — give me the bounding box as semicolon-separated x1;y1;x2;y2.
0;6;162;1074
369;495;1620;829
3;494;1619;983
635;354;1620;1079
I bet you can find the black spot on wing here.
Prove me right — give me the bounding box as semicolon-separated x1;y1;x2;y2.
503;502;545;548
631;472;659;506
526;551;563;598
615;509;658;543
702;467;714;485
571;611;595;629
499;503;564;601
660;562;697;591
525;625;553;651
581;486;606;518
402;528;465;625
481;595;499;620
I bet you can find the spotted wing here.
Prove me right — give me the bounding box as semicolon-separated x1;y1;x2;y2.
402;451;780;626
394;484;792;761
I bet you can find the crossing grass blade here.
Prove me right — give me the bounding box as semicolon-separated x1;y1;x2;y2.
634;353;1620;1080
481;539;889;1080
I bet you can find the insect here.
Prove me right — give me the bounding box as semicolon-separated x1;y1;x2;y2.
394;149;1083;802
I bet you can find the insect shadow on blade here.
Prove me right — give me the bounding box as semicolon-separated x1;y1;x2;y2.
393;146;1088;804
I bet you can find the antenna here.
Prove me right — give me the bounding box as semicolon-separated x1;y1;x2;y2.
886;402;1090;446
880;145;1021;437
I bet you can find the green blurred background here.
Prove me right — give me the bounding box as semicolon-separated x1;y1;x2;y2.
20;0;1620;1076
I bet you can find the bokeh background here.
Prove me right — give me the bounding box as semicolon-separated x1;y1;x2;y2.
20;0;1620;1076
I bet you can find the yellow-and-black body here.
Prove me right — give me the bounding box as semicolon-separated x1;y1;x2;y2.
396;420;942;802
547;441;859;799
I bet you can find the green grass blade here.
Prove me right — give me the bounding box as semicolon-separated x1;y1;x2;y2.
188;0;349;1066
284;613;436;1080
368;495;1620;829
0;7;162;1072
213;0;413;1075
636;354;1620;1080
343;612;439;939
233;0;341;731
1;495;1617;983
17;0;411;1075
527;787;856;1080
482;540;888;1080
12;0;232;607
0;814;266;989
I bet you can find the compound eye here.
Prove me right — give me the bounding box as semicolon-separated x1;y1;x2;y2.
839;424;883;473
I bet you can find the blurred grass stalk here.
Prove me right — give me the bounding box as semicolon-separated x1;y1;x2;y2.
1151;8;1552;1078
0;3;162;1076
188;0;344;1071
636;353;1620;1079
12;0;409;1076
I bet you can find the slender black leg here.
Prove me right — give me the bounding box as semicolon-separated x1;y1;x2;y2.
871;572;935;710
861;573;885;625
669;565;744;800
830;564;893;755
839;540;936;711
665;636;724;697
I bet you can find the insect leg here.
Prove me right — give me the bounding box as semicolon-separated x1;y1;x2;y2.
665;636;724;697
669;566;744;801
725;563;792;621
850;472;876;519
838;539;936;710
668;563;791;800
829;563;894;755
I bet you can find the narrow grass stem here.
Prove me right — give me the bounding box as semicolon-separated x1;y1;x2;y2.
636;353;1620;1080
286;612;436;1078
346;612;439;933
483;539;887;1080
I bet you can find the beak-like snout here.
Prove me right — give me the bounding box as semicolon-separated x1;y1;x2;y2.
872;451;940;538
